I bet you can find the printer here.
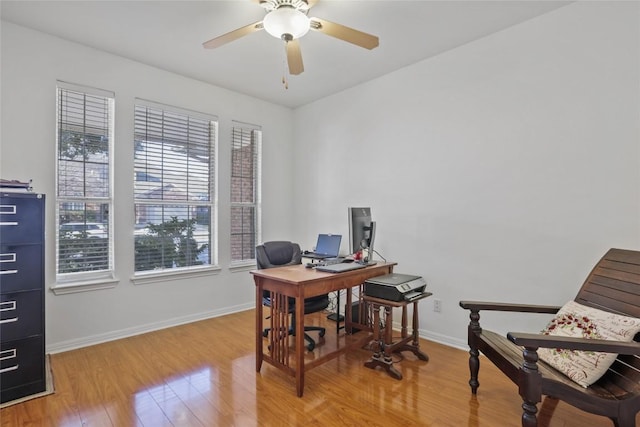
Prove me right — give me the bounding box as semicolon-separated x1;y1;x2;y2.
364;273;427;302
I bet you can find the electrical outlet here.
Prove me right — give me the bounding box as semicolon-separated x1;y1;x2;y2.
433;298;442;313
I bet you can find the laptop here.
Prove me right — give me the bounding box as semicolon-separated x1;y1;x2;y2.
304;234;342;260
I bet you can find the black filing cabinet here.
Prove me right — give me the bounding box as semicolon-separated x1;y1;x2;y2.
0;192;45;403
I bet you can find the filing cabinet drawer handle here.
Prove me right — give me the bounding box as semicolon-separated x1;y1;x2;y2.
0;301;16;312
0;317;18;324
0;349;18;373
0;270;18;275
0;253;16;263
0;205;17;215
0;349;16;360
0;222;18;226
0;252;18;274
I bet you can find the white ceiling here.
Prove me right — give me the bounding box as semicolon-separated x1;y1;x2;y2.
1;0;571;108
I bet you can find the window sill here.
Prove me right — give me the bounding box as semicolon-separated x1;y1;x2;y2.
131;265;221;285
51;277;120;295
229;260;255;272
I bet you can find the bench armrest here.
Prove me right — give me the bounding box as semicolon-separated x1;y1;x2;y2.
460;300;561;314
508;332;640;355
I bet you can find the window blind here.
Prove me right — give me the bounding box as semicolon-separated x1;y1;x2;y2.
56;84;114;277
134;102;217;273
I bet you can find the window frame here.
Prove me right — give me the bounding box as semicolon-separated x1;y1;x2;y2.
52;82;116;294
229;121;262;267
132;99;219;281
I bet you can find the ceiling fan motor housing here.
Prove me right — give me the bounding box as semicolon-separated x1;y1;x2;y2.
262;2;311;40
259;0;311;13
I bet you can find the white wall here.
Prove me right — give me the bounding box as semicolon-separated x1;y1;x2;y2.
2;1;638;353
292;1;640;347
0;22;296;352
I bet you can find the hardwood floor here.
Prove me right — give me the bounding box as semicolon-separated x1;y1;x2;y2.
0;309;631;426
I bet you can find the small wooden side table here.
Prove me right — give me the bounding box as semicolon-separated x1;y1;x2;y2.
363;292;432;380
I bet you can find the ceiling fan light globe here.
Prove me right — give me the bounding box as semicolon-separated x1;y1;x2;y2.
263;7;310;40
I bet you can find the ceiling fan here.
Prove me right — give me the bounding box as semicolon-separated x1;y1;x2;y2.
202;0;379;76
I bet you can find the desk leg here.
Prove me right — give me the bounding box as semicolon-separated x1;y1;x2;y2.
382;305;402;380
395;302;429;362
401;304;408;339
368;304;382;359
412;301;420;348
256;283;263;372
345;289;353;334
295;295;305;397
364;304;402;380
336;290;341;335
411;301;429;361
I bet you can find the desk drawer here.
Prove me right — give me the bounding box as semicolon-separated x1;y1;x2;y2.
0;291;42;341
0;336;45;402
0;194;44;244
0;244;43;293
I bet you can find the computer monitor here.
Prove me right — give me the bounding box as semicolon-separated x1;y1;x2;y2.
348;207;376;262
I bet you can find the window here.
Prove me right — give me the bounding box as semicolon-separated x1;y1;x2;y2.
230;122;261;263
56;83;114;282
134;100;217;274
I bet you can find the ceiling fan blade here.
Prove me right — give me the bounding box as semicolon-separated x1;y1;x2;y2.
310;17;379;50
203;21;264;49
286;39;304;75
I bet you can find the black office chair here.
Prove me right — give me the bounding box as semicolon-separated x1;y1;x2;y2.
256;241;329;351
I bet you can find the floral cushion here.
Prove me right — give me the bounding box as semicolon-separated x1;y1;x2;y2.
538;300;640;388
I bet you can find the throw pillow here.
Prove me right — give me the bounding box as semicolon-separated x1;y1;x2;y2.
538;300;640;388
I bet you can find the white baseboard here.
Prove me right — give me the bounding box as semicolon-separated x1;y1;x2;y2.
388;319;467;351
419;328;467;351
46;302;254;354
47;303;468;354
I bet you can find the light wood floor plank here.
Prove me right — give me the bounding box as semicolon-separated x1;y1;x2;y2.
1;309;636;426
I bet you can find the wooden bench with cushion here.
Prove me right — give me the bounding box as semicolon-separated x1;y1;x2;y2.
460;248;640;427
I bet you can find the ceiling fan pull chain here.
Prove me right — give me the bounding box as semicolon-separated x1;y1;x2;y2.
282;42;289;90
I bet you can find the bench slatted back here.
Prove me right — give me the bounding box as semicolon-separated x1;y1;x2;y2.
577;248;640;317
576;248;640;395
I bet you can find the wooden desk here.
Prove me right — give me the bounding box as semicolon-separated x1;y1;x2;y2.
251;262;396;396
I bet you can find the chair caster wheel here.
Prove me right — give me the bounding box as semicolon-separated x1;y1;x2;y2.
319;330;326;337
262;330;268;338
307;342;315;352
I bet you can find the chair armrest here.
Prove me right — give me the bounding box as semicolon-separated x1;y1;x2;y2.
508;332;640;355
459;301;561;314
